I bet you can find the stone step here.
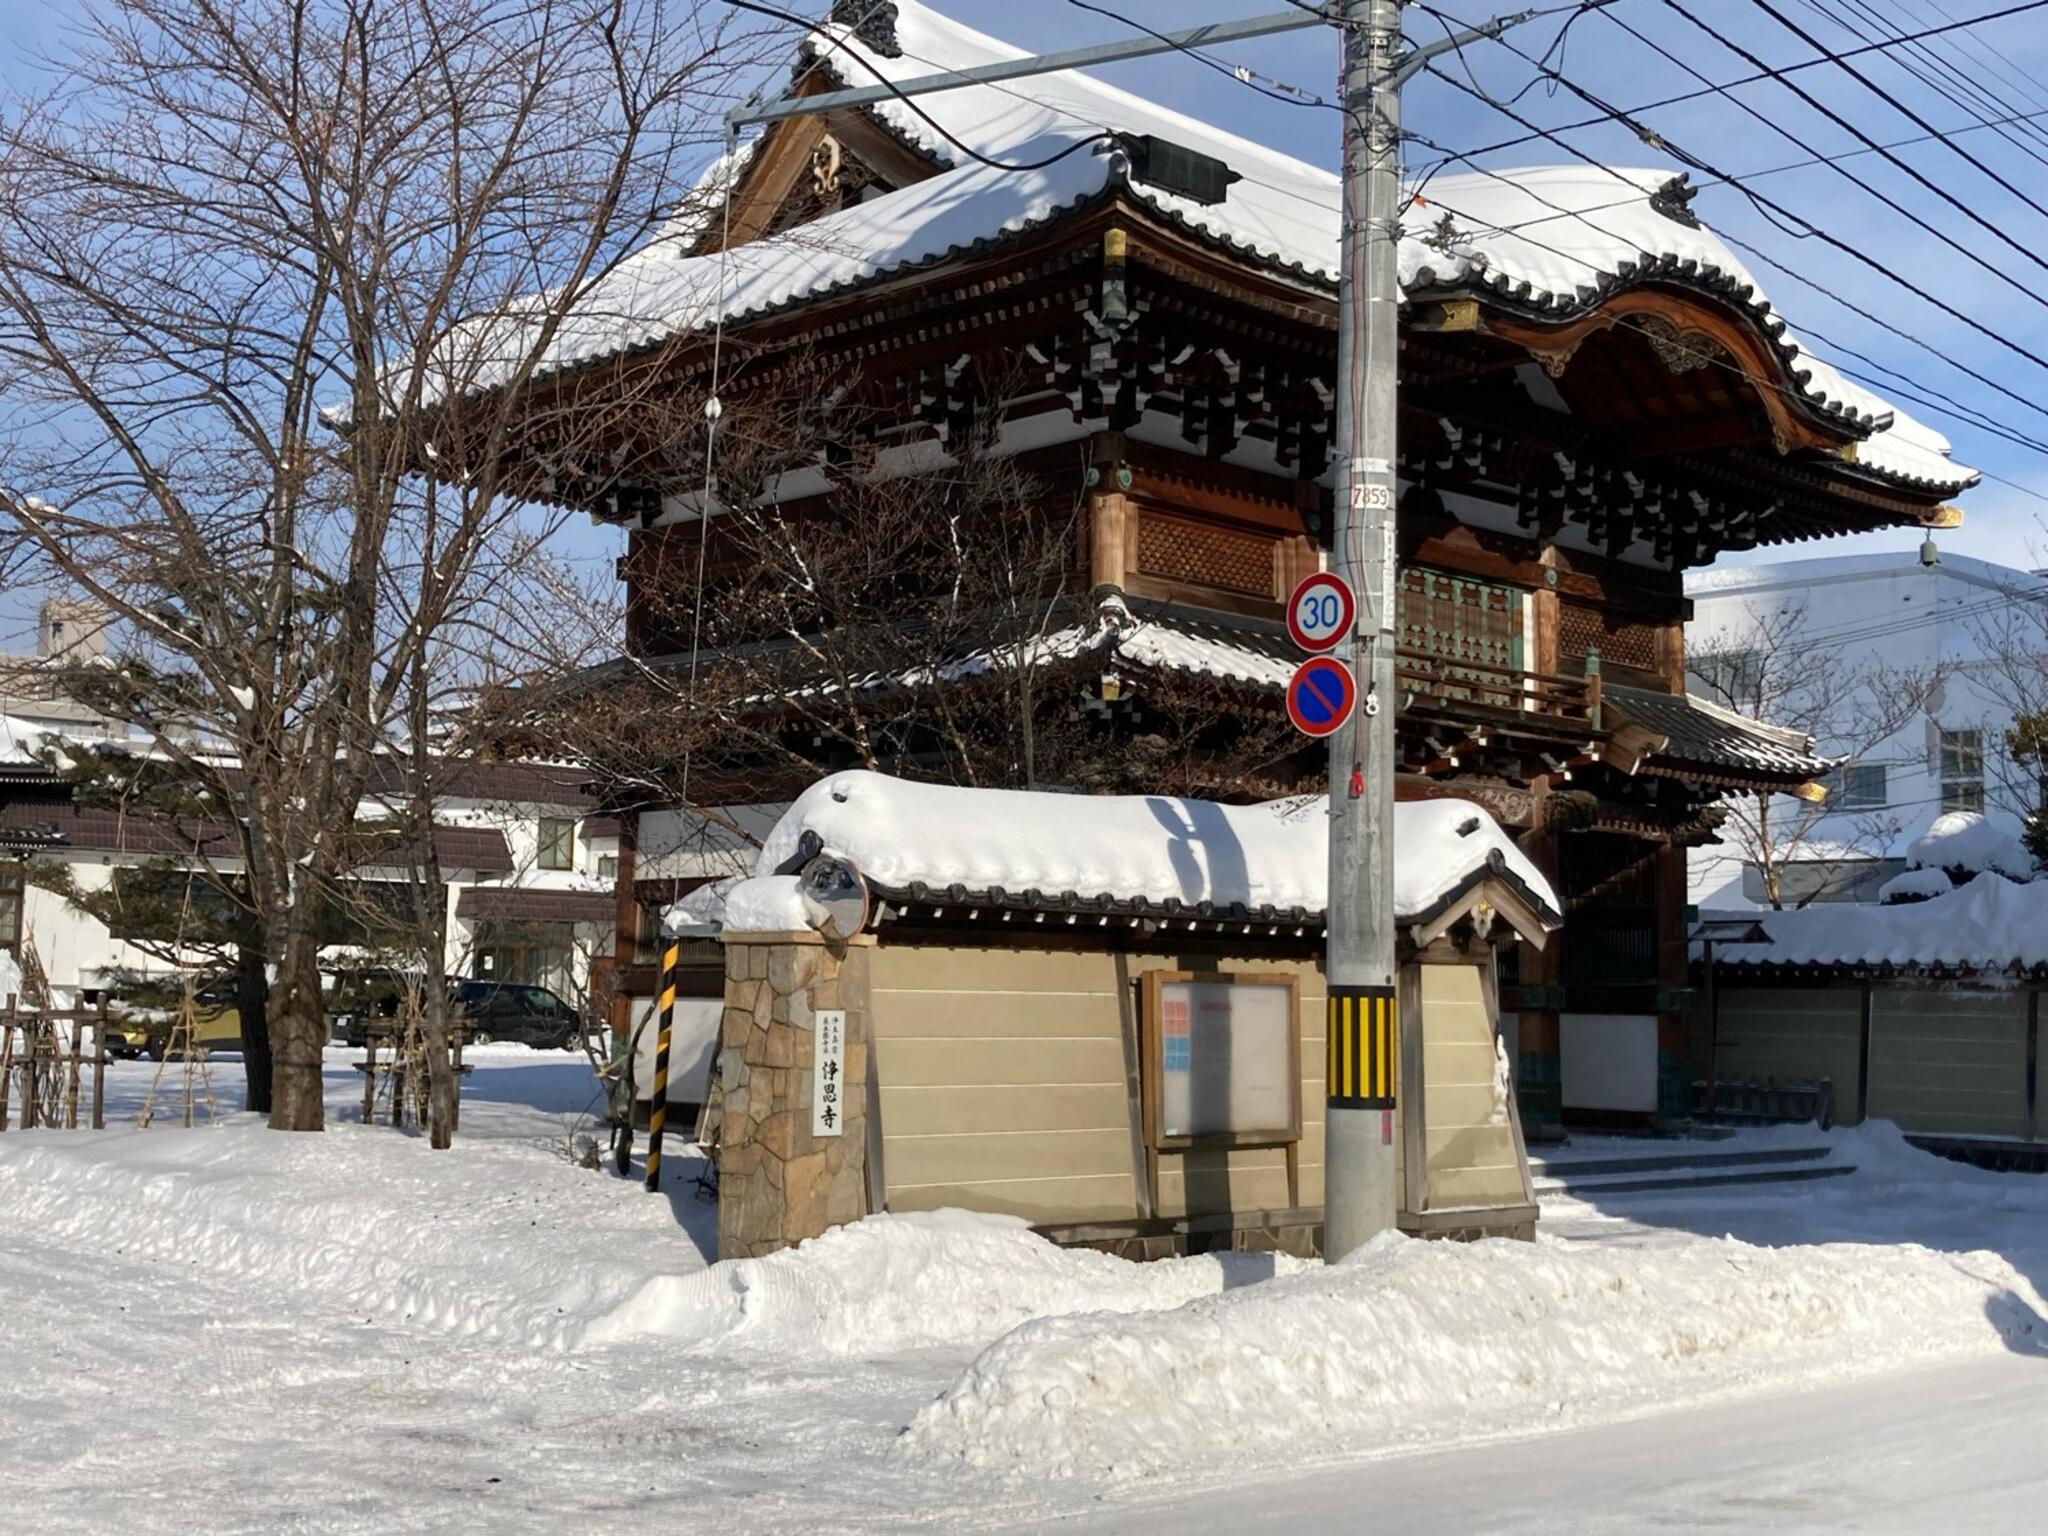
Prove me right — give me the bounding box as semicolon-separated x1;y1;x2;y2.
1529;1144;1833;1179
1534;1163;1855;1200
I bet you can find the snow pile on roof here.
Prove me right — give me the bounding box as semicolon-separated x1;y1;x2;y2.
1905;810;2036;880
786;1;1971;494
897;1223;2046;1480
481;3;1972;496
687;770;1557;932
585;1208;1305;1355
1734;873;2048;971
1876;866;1955;904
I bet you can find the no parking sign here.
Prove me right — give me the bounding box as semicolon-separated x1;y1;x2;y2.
1286;655;1357;739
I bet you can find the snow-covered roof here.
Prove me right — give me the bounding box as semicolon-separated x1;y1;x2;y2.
489;1;1974;497
1905;811;2036;881
679;769;1560;939
1726;872;2048;973
1605;684;1833;781
1688;550;2048;600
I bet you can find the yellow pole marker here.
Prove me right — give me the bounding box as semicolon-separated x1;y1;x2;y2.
644;943;680;1193
1327;985;1396;1109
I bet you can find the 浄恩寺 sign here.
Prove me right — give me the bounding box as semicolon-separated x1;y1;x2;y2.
813;1009;846;1137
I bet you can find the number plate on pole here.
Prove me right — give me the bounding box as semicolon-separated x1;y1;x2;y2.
1286;655;1358;739
1286;571;1357;654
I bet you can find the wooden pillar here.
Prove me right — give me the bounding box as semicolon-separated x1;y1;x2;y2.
91;997;107;1131
1654;841;1691;1125
1513;813;1564;1140
1089;491;1139;592
2025;987;2039;1143
1857;983;1874;1127
609;810;641;1043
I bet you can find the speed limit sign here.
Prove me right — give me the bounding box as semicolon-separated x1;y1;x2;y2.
1286;571;1356;654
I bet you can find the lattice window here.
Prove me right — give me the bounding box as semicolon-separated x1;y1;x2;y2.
1560;604;1660;673
1397;568;1523;670
1136;514;1276;597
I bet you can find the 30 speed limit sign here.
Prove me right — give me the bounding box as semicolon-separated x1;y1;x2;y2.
1286;571;1356;654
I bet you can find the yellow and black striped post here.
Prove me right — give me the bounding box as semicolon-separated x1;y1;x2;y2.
643;942;680;1193
1327;985;1397;1110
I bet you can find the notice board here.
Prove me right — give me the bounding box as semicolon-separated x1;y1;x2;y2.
1141;970;1301;1150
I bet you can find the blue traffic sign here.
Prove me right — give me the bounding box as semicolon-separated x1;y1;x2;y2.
1287;655;1357;738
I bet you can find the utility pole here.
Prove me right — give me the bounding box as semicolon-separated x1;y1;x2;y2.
1323;2;1542;1259
1323;0;1407;1260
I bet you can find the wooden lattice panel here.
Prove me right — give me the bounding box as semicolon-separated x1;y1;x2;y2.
1136;513;1277;597
1559;604;1659;672
1397;567;1523;668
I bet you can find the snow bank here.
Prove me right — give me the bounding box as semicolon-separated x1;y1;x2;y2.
1733;872;2048;971
0;1124;694;1352
723;769;1557;925
586;1209;1306;1355
1906;810;2036;880
900;1227;2047;1480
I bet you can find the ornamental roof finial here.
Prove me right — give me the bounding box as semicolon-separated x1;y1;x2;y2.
830;1;903;59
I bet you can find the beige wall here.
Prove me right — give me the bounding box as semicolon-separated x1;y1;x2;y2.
1868;988;2031;1139
1417;963;1527;1210
1715;983;2039;1138
1714;987;1865;1123
868;944;1327;1224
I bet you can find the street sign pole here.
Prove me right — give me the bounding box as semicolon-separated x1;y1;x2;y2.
1323;0;1406;1260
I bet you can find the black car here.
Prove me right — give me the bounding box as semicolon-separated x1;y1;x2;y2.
450;979;581;1050
324;967;414;1048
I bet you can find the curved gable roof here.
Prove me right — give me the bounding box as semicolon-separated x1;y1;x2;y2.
486;1;1974;499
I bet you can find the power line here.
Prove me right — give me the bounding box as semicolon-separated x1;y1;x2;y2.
1437;0;2048;160
1574;5;2048;426
1414;25;2048;404
1406;163;2048;505
1061;0;1338;112
722;0;1119;171
1652;0;2048;296
1736;0;2048;227
1791;0;2048;171
1404;98;2048;457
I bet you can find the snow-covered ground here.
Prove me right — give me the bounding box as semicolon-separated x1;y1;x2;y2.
2;1051;2045;1532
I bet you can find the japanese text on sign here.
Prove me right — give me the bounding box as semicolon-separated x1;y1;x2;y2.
813;1009;846;1138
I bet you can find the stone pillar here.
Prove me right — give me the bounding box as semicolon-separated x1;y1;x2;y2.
714;932;874;1260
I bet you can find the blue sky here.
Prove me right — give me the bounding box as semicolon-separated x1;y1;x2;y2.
6;0;2048;655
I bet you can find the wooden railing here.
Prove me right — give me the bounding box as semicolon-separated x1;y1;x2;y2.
1395;645;1604;734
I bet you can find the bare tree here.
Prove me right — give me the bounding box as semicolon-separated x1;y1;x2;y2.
1970;563;2048;865
494;382;1308;855
0;0;773;1128
1690;605;1935;908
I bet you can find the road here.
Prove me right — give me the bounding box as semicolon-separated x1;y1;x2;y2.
1078;1353;2048;1533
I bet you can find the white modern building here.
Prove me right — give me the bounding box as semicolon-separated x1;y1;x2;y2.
2;728;620;1008
1685;548;2048;909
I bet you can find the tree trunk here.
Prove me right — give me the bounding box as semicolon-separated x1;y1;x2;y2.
236;941;274;1115
422;1005;457;1150
267;941;327;1130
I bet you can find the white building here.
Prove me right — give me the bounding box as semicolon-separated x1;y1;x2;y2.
1;732;619;1008
1685;549;2048;909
